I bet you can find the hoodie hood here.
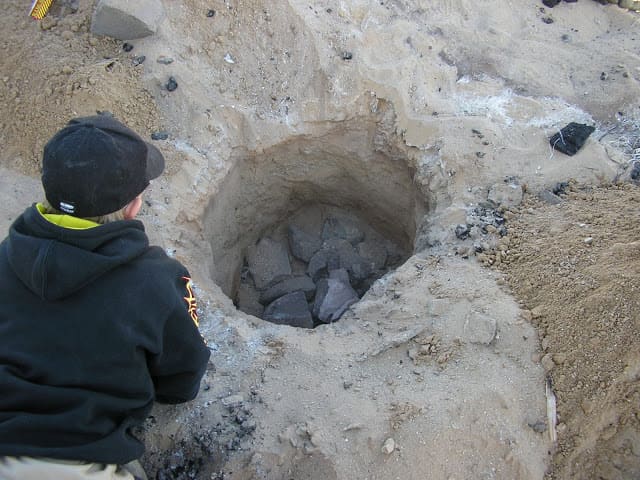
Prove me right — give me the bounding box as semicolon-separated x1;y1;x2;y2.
5;205;149;300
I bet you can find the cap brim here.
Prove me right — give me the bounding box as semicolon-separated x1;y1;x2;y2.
145;142;165;181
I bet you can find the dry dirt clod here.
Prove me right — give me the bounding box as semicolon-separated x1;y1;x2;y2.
381;438;396;455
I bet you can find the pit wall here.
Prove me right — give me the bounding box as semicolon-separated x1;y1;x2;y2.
203;115;428;298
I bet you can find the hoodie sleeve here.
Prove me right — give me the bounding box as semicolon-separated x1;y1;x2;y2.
147;275;211;404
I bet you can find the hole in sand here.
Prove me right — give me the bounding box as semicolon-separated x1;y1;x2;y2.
204;126;426;327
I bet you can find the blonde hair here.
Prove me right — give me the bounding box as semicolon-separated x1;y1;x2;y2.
41;200;127;224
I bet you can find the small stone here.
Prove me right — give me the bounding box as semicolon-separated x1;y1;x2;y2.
61;65;74;75
40;17;58;30
88;36;99;46
132;55;146;66
488;182;524;208
157;55;174;65
122;42;134;52
538;190;563;205
584;237;593;245
165;76;178;91
541;353;555;372
341;51;353;60
382;438;395;455
224;53;236;64
553;353;567;365
528;420;547;433
61;30;74;41
151;131;169;140
207;9;216;17
542;16;554;24
531;305;545;319
455;224;470;240
222;394;244;407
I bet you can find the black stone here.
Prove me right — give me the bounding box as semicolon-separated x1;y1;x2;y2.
132;55;146;66
631;162;640;181
122;42;134;52
549;122;595;156
542;17;554;24
341;51;353;60
207;9;216;17
263;291;314;328
151;131;169;140
455;224;470;240
542;0;560;6
553;181;569;195
166;76;178;92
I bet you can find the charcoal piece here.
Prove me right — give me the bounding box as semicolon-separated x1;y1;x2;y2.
549;123;595;156
263;291;313;328
288;225;322;262
246;238;291;290
259;276;316;305
542;0;560;6
313;270;359;323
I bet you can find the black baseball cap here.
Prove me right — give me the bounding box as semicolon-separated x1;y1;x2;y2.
42;114;165;217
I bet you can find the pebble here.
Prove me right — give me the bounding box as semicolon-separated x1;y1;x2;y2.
132;56;146;66
541;353;555;372
157;56;174;65
224;53;236;64
61;30;74;41
122;42;134;52
166;77;178;92
341;51;353;60
381;438;396;455
151;131;169;140
88;37;98;46
207;9;216;17
61;65;74;75
584;237;593;245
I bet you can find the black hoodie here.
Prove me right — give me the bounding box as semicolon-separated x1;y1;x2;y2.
0;205;210;464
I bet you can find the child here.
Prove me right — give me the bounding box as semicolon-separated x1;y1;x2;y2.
0;114;211;479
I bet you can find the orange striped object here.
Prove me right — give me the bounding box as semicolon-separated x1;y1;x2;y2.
29;0;54;19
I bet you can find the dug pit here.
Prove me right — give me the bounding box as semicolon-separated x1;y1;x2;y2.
204;125;427;327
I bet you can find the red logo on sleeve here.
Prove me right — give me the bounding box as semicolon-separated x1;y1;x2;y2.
182;277;199;327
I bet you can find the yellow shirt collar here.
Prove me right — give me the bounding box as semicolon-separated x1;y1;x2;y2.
36;203;100;230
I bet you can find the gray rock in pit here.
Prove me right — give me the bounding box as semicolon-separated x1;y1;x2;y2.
313;269;359;323
259;275;316;305
91;0;165;40
357;240;388;271
288;225;322;262
263;291;314;329
246;237;292;290
322;215;365;245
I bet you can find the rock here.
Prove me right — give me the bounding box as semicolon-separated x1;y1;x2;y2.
307;250;336;281
222;394;244;407
259;276;316;304
322;238;372;283
151;131;169;140
288;225;322;262
122;42;134;52
538;190;563;205
236;283;264;319
341;51;353;60
630;162;640;181
263;291;314;328
157;55;174;65
463;311;497;345
313;270;359;323
322;215;365;245
620;0;640;9
246;237;292;290
549;123;595;156
541;353;555;372
542;0;561;6
356;240;388;271
132;55;146;66
488;182;523;208
207;9;216;17
166;76;178;92
91;0;165;40
455;224;470;240
381;438;395;455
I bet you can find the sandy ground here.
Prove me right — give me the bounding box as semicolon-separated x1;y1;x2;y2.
1;0;639;479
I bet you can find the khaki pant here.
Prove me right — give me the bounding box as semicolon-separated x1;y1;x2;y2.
0;456;147;480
